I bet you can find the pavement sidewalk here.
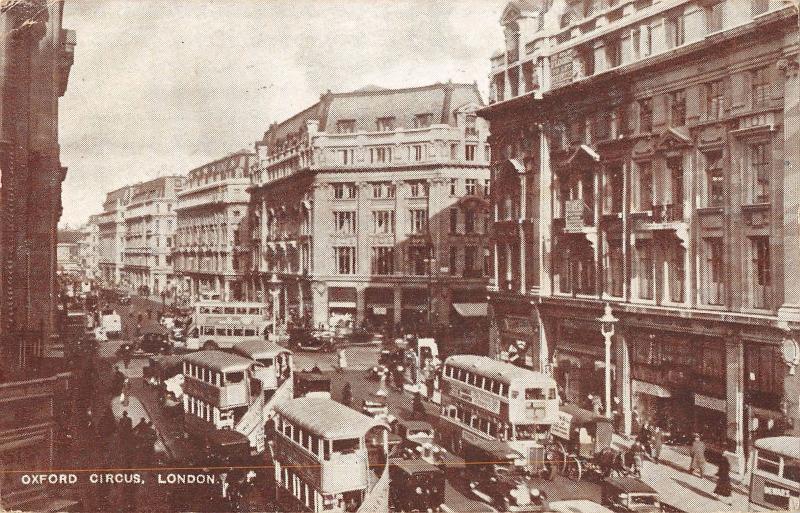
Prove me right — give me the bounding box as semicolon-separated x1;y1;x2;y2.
612;434;749;512
110;393;172;459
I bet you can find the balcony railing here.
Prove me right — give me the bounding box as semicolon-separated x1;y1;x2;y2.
651;203;684;223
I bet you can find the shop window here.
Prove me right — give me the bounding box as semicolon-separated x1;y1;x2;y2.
670;89;686;127
704;151;724;207
699;341;725;379
706;80;725;120
639;98;653;133
745;344;784;401
750;237;771;309
635;239;654;300
334;246;356;275
746;142;770;204
702;238;725;306
605;239;624;298
409;209;428;234
333;211;356;234
635;161;653;212
371;247;394;275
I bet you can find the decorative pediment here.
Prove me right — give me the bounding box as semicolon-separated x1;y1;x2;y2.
564;145;600;166
655;127;692;152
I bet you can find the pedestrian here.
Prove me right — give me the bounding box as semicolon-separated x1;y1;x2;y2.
337;348;347;373
689;434;706;477
112;365;125;395
714;455;733;505
632;441;644;478
122;345;131;369
121;377;130;405
412;391;425;420
341;382;352;408
638;422;652;458
118;410;133;441
652;426;664;463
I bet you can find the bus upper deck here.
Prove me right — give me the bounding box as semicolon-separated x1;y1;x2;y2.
749;435;800;511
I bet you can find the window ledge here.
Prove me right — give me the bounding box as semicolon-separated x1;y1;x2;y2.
741;202;771;212
697;206;724;215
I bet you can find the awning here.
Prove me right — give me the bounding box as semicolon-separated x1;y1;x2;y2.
632;379;672;398
453;303;488;317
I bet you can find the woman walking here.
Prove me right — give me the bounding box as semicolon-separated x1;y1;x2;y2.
714;456;733;505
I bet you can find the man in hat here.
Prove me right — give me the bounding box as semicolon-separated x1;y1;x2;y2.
689;434;706;477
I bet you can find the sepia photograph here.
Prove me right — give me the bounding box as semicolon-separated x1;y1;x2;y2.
0;0;798;511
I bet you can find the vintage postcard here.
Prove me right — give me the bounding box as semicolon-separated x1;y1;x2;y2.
0;0;798;512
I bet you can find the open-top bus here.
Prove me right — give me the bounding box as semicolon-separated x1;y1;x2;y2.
748;435;800;511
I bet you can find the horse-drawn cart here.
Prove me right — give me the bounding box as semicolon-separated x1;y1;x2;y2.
549;404;621;481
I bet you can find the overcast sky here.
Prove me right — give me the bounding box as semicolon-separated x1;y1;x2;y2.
59;0;506;227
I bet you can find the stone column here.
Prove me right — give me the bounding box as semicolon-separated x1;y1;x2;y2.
356;286;366;327
615;332;632;436
223;279;230;302
539;125;553;296
298;281;305;318
312;283;328;328
778;57;800;322
725;335;745;472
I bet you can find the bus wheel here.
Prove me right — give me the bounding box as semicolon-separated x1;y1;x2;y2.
203;341;218;350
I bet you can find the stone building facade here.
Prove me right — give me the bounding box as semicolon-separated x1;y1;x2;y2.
174;150;255;301
96;184;134;288
481;0;799;468
0;1;76;511
246;83;491;349
121;176;182;296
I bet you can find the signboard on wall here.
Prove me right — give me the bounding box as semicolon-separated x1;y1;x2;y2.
551;49;576;89
565;199;586;232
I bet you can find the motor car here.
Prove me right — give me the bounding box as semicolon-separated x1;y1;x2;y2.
288;328;335;352
138;332;172;355
389;458;445;513
601;476;663;513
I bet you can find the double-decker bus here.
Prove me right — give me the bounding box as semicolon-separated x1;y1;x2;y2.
271;397;389;513
186;301;270;350
438;355;559;469
748;436;799;511
181;350;272;452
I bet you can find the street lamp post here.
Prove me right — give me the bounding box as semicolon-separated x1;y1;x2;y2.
597;303;618;420
425;247;436;336
270;274;282;337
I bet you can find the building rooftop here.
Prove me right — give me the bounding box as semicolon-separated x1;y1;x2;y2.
275;397;380;439
260;82;484;153
182;350;254;373
444;354;555;386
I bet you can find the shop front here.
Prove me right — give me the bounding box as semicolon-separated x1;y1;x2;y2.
450;289;489;355
629;332;727;444
327;286;356;331
553;319;607;411
365;287;394;331
492;301;538;369
401;288;429;332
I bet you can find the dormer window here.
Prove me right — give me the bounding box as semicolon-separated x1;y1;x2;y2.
376;117;395;132
413;113;433;128
336;120;355;133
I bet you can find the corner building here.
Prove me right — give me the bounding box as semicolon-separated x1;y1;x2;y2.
246;83;491;348
174;150;255;301
480;0;799;467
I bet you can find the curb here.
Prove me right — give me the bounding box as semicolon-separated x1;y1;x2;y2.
134;393;176;461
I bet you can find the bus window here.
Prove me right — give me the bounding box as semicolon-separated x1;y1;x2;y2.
323;439;331;460
549;388;557;400
233;328;244;336
499;383;507;397
202;326;214;335
467;373;476;386
757;451;781;474
526;388;545;400
235;307;246;314
785;460;800;482
211;306;223;314
200;306;211;314
491;380;500;395
244;329;255;336
226;371;244;384
249;307;260;314
224;307;235;314
332;438;359;455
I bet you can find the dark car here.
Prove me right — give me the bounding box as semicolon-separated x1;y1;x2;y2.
289;328;335;352
389;458;445;512
139;333;171;355
601;476;663;513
